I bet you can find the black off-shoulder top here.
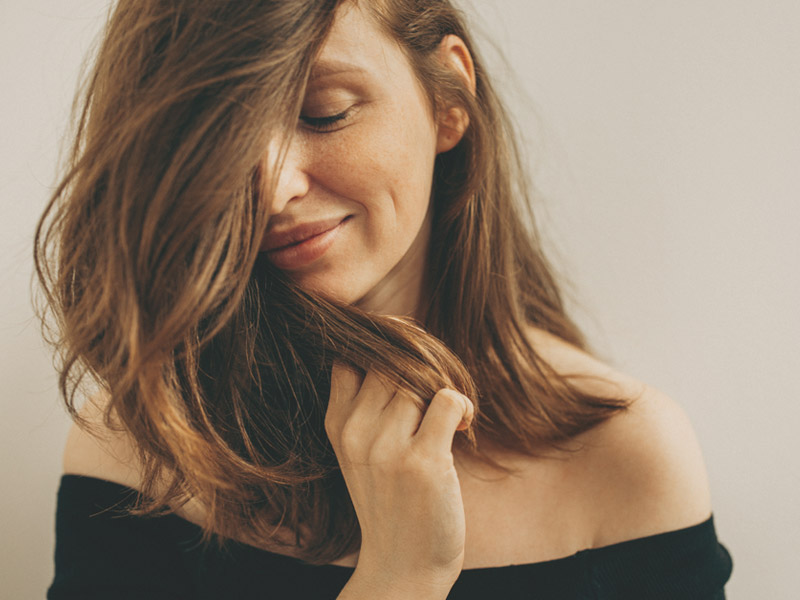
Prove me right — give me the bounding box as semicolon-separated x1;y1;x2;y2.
48;475;732;599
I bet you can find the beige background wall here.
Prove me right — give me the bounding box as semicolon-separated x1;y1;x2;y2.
2;1;798;598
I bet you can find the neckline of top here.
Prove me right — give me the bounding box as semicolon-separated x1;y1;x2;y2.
59;473;715;571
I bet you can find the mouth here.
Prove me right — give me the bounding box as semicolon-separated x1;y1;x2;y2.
262;216;351;270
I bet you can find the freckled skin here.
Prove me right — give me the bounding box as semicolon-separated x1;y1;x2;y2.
264;4;446;318
62;6;717;579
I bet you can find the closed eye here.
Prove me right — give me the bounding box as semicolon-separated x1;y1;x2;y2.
300;108;353;132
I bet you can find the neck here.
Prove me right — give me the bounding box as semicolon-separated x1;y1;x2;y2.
354;206;432;322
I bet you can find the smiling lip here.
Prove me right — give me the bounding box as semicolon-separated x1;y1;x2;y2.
261;216;350;270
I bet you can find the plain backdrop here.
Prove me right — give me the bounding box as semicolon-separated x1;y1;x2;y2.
2;1;798;598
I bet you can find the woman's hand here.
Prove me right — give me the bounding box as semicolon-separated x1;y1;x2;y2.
326;363;474;595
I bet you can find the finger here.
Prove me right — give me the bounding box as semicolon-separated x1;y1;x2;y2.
379;389;426;439
329;362;362;410
327;363;362;436
327;366;395;445
414;389;474;455
351;368;396;417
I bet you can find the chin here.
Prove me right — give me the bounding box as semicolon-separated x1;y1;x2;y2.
292;273;372;306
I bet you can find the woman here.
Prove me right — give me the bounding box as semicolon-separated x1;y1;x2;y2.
35;0;732;598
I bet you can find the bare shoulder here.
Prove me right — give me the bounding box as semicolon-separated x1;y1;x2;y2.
62;392;144;491
61;393;338;557
579;383;713;546
526;327;713;546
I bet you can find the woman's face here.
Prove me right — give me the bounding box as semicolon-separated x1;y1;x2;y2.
259;4;449;316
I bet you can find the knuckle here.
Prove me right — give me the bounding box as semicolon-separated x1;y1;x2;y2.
433;388;464;412
323;414;338;439
338;419;366;456
397;389;425;411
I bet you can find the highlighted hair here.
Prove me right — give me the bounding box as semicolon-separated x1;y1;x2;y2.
34;0;627;563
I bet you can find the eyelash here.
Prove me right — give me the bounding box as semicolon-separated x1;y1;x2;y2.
300;108;353;132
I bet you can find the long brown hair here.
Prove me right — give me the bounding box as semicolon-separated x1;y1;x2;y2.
34;0;628;564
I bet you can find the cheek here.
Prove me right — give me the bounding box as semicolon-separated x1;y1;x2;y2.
315;111;437;227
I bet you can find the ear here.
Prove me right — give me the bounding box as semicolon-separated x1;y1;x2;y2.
435;35;476;154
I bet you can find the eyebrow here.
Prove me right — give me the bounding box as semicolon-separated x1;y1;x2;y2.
309;59;368;80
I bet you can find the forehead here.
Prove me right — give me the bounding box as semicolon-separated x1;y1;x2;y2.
311;3;403;81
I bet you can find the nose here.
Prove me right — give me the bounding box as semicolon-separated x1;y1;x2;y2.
268;136;311;216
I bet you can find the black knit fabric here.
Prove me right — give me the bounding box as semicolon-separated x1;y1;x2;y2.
48;475;732;599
